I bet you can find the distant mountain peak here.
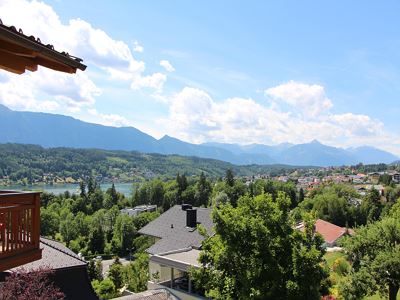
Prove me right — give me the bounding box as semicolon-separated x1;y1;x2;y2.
0;103;11;112
0;105;398;166
159;135;180;141
310;139;321;144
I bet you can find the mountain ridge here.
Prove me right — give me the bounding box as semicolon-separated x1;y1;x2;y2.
0;104;397;166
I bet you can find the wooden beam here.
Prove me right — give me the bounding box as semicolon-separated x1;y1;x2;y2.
0;45;77;74
0;50;38;74
0;39;36;57
0;26;87;72
0;248;42;272
35;56;76;74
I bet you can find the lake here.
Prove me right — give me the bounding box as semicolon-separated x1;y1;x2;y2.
0;183;134;197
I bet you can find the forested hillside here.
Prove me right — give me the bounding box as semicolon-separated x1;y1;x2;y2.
0;143;302;184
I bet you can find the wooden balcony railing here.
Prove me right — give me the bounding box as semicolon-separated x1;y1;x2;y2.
0;191;42;271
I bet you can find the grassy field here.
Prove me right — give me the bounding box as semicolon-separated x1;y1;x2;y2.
324;251;345;267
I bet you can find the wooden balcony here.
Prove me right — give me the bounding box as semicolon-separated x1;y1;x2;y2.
0;191;42;271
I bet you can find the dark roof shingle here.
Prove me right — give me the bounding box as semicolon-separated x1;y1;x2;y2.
138;205;213;254
9;237;86;271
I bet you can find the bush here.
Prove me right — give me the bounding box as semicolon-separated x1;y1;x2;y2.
332;257;350;276
92;278;118;300
0;267;64;300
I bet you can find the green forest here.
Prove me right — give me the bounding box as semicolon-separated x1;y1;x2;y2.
1;143;399;299
0;143;306;184
36;169;400;299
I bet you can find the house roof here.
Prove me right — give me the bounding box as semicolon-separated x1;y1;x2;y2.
9;237;86;271
138;205;213;255
314;219;348;244
3;238;98;300
150;249;201;272
0;19;86;74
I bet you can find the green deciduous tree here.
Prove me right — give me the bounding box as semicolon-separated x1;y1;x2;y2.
111;214;136;256
225;169;235;187
299;188;305;203
88;259;103;281
361;188;382;224
40;207;60;238
59;212;78;247
340;210;400;300
379;174;392;186
88;224;105;254
123;253;149;293
191;192;328;300
195;172;211;207
108;257;124;289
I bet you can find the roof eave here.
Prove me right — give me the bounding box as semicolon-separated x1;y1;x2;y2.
0;25;86;72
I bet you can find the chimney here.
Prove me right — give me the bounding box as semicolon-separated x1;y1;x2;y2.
181;204;192;211
186;208;197;228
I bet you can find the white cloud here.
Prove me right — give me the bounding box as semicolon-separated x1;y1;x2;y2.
328;113;384;137
161;85;398;153
0;0;166;111
87;109;133;127
0;68;101;112
160;60;175;72
131;73;167;92
133;41;144;53
265;80;333;118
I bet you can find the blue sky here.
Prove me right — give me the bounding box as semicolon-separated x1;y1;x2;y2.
1;0;399;154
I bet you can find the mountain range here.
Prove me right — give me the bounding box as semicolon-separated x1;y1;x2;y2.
0;104;397;166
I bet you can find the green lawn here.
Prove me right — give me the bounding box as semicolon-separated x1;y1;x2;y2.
324;251;346;268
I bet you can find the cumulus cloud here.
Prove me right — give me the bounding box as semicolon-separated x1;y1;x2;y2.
328;113;384;137
265;80;333;118
131;73;167;92
0;68;100;112
87;109;133;127
133;41;144;53
0;0;166;113
160;60;175;72
162;85;396;152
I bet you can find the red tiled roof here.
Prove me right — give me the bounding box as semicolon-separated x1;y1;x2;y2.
315;219;347;244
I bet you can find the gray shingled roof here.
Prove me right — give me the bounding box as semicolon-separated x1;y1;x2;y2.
9;237;86;271
138;205;213;255
4;237;98;300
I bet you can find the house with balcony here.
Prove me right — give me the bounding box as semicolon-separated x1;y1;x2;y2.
138;204;213;300
0;19;86;271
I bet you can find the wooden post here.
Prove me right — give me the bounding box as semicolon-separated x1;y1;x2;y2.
32;194;40;249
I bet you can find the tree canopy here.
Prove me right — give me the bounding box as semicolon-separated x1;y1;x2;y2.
339;205;400;300
191;192;329;300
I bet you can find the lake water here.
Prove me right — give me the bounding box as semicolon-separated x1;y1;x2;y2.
0;183;134;197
